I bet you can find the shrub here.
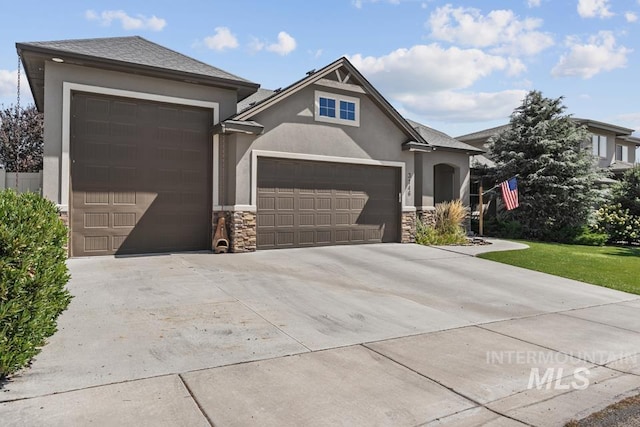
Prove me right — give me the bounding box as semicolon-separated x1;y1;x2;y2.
611;165;640;217
595;203;640;244
416;200;469;245
0;190;71;379
434;200;469;234
571;227;608;246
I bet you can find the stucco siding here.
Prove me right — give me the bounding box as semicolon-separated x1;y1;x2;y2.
419;150;471;208
232;84;415;208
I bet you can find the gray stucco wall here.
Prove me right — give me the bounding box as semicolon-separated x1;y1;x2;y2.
231;83;415;208
419;150;471;208
42;61;238;207
588;128;619;168
613;136;637;164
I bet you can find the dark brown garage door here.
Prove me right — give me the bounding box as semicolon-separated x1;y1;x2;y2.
257;158;400;249
70;92;212;256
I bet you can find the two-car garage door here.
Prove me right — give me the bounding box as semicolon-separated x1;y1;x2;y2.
257;158;400;249
70;92;212;257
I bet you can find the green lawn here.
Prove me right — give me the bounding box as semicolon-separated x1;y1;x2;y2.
478;241;640;294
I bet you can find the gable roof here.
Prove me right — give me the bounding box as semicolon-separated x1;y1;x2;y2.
456;124;510;143
237;88;277;113
233;57;425;145
620;135;640;146
406;119;483;153
457;119;636;143
573;118;634;136
16;36;259;111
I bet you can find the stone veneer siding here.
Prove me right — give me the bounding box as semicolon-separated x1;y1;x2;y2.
417;208;436;228
401;211;417;243
212;210;257;253
59;211;70;256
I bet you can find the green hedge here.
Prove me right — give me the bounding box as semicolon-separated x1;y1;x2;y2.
0;190;71;379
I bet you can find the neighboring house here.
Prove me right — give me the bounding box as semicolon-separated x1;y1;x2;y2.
457;119;640;218
457;119;640;176
17;36;479;256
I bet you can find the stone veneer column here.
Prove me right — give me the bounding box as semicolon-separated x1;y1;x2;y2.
401;210;417;243
417;207;436;228
212;210;256;253
59;211;70;256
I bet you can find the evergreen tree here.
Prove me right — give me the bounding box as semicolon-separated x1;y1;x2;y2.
0;104;44;172
611;165;640;217
489;90;604;240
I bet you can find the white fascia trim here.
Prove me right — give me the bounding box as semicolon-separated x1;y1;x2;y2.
62;82;220;211
212;205;257;212
250;150;407;208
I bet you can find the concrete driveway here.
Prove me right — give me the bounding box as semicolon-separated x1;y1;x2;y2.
2;243;640;426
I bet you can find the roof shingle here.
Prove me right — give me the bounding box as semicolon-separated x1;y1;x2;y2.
20;36;253;83
406;119;484;153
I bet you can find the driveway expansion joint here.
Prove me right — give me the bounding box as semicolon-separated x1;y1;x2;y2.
361;343;536;427
178;374;214;427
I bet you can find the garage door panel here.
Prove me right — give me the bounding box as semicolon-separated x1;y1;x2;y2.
317;213;331;226
85;191;109;205
70;92;212;256
257;158;399;249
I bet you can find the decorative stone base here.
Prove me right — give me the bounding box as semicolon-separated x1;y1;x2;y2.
401;211;417;243
59;211;70;256
59;211;69;227
212;210;257;253
417;208;436;228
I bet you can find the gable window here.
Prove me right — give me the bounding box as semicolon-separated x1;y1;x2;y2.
616;144;629;162
340;100;356;121
592;135;607;158
315;91;360;127
319;97;336;118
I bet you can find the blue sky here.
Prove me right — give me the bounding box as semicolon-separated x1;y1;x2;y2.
1;0;639;139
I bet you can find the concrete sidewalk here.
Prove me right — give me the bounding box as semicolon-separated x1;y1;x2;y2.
1;244;639;426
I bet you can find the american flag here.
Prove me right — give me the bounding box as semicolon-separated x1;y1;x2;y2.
500;177;519;211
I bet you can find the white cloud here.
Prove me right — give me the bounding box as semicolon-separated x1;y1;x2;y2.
348;44;517;94
266;32;297;56
615;112;640;132
625;12;638;22
528;0;541;7
85;9;166;31
248;37;266;53
552;31;631;78
427;5;554;56
398;90;527;122
576;0;614;18
0;69;32;104
348;44;528;122
203;27;238;51
309;49;323;59
353;0;402;8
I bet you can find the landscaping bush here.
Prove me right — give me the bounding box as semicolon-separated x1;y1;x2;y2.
594;203;640;245
611;166;640;217
571;227;608;247
0;190;71;379
416;200;469;245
